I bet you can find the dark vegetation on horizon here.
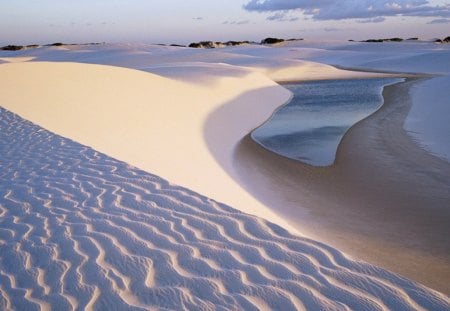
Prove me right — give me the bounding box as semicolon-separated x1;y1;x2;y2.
349;36;450;43
2;36;449;52
1;42;103;51
361;37;405;42
188;40;251;48
435;36;450;43
188;37;303;49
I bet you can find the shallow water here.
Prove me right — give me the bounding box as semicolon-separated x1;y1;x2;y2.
406;75;450;163
252;78;403;166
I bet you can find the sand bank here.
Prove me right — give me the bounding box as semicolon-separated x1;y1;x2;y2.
234;77;450;294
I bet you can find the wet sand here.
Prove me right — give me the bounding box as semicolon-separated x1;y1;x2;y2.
234;77;450;294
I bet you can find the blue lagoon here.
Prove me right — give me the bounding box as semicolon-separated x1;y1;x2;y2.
252;78;403;166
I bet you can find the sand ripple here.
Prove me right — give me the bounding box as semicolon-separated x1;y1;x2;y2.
0;107;448;310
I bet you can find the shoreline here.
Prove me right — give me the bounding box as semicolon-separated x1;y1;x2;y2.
235;76;450;294
252;76;408;166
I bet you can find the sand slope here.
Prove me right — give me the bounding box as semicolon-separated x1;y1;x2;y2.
1;108;448;310
0;59;378;236
0;61;297;235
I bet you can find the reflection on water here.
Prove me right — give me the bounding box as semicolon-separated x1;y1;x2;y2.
252;78;403;166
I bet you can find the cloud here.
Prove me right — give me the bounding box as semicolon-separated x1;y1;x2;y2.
244;0;319;12
323;27;341;32
298;27;357;33
427;18;450;24
243;0;450;20
266;12;299;21
222;20;250;25
192;17;204;21
53;22;114;28
356;16;386;23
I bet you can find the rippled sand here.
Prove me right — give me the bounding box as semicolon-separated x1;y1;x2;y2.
2;108;448;309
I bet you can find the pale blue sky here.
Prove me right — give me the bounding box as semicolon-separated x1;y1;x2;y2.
1;0;449;45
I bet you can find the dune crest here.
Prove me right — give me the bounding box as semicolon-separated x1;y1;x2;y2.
0;61;300;234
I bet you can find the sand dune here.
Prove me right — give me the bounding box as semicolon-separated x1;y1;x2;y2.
0;60;298;235
1;42;449;306
0;58;379;237
0;42;392;213
1;108;448;309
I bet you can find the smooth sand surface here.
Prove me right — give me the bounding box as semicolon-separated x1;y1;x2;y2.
234;77;450;294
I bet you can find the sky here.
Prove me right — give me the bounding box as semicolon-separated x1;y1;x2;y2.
1;0;449;45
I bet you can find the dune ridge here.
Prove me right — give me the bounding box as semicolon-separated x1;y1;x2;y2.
0;59;378;238
1;108;449;309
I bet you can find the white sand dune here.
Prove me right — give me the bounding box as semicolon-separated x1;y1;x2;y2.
0;45;390;227
0;60;298;235
0;57;379;236
0;56;36;63
1;108;448;310
1;42;450;306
